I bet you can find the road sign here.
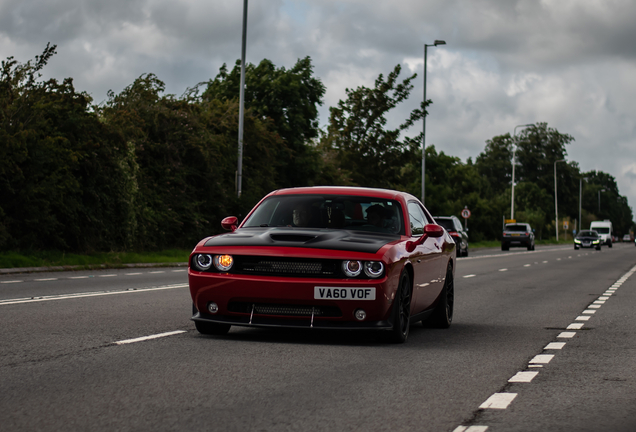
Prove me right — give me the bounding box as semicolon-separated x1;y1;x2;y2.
461;208;471;219
563;221;569;230
505;219;516;224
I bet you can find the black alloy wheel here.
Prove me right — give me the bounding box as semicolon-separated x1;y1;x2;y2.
427;262;454;328
385;270;411;344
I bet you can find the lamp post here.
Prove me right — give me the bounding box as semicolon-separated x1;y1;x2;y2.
421;39;446;205
554;159;566;241
579;177;586;233
236;0;248;198
598;188;606;214
511;124;534;220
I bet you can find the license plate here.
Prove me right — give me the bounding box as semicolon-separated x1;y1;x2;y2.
583;242;590;246
314;287;376;300
511;233;520;236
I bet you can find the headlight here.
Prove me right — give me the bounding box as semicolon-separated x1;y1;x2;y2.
214;254;234;271
574;239;581;244
364;261;384;278
593;240;600;244
194;254;213;271
342;260;362;277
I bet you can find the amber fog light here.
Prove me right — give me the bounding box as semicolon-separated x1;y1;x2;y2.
207;302;219;314
354;309;367;321
214;254;234;271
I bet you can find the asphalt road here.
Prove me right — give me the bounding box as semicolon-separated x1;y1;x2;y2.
1;243;635;432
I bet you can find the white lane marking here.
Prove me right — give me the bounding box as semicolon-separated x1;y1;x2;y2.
35;278;58;281
588;304;601;309
582;310;596;314
568;256;572;259
0;283;188;306
524;264;531;267
530;354;554;364
99;274;117;277
460;246;571;261
557;258;561;261
528;364;543;368
509;371;538;383
417;283;430;287
499;268;508;272
479;393;517;409
558;332;576;338
150;271;165;274
69;276;89;279
576;316;591;321
463;274;476;278
114;330;187;345
453;426;489;432
125;272;143;275
567;323;584;330
545;342;566;350
593;300;606;304
172;269;187;272
542;260;548;263
1;280;22;284
598;296;609;300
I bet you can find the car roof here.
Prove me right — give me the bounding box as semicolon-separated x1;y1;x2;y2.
267;186;417;202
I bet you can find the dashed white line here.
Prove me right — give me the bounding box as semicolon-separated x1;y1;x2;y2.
69;276;89;279
99;274;117;277
114;330;187;345
150;271;165;274
558;331;576;338
575;316;591;321
588;304;601;309
453;426;489;432
499;268;508;272
582;310;596;314
544;342;566;350
34;278;57;281
524;264;531;267
530;354;554;364
125;272;143;276
463;274;476;278
1;280;22;284
479;393;517;409
567;323;584;330
509;371;538;383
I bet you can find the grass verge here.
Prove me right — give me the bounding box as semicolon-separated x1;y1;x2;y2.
0;250;191;269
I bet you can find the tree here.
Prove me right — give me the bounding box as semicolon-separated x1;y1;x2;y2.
202;57;326;188
322;64;427;190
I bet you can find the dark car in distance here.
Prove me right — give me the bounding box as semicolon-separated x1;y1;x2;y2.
502;223;535;251
434;215;469;257
189;186;456;344
574;230;602;250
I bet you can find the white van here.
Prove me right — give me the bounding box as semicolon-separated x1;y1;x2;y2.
590;220;613;247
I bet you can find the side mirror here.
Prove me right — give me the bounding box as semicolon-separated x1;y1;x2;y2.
221;216;238;232
406;224;444;252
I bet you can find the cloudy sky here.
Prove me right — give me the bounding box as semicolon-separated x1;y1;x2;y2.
2;0;635;211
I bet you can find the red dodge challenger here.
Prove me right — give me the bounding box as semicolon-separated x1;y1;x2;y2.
189;186;456;343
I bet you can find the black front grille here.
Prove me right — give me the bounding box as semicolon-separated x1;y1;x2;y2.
235;256;338;278
228;302;342;317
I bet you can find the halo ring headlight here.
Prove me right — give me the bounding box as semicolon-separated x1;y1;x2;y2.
194;254;213;271
214;254;234;272
342;260;362;277
364;261;384;278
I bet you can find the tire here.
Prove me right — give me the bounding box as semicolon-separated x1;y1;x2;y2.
608;241;613;248
574;246;579;250
596;246;601;251
527;244;532;251
427;262;454;329
464;247;469;257
501;244;509;251
384;270;412;344
192;303;231;335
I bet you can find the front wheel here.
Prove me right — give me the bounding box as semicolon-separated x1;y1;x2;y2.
383;270;411;344
426;262;454;329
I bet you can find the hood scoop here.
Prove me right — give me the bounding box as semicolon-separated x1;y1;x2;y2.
270;234;317;243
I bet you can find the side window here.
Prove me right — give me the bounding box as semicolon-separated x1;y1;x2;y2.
408;202;426;237
454;217;463;232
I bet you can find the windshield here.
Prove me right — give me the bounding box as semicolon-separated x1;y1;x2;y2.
243;194;405;235
577;231;598;238
505;224;529;232
592;227;610;234
435;219;455;231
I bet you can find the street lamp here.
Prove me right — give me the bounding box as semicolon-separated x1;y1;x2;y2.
579;177;588;234
511;124;534;220
554;159;566;241
237;0;248;198
421;39;446;205
598;188;607;214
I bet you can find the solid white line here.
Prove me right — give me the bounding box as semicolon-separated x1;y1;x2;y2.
545;342;566;350
530;354;554;364
114;330;186;345
0;283;189;306
567;323;584;330
557;332;576;338
509;371;538;383
463;274;476;278
479;393;517;409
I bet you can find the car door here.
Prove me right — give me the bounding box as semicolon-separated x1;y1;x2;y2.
407;202;445;313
